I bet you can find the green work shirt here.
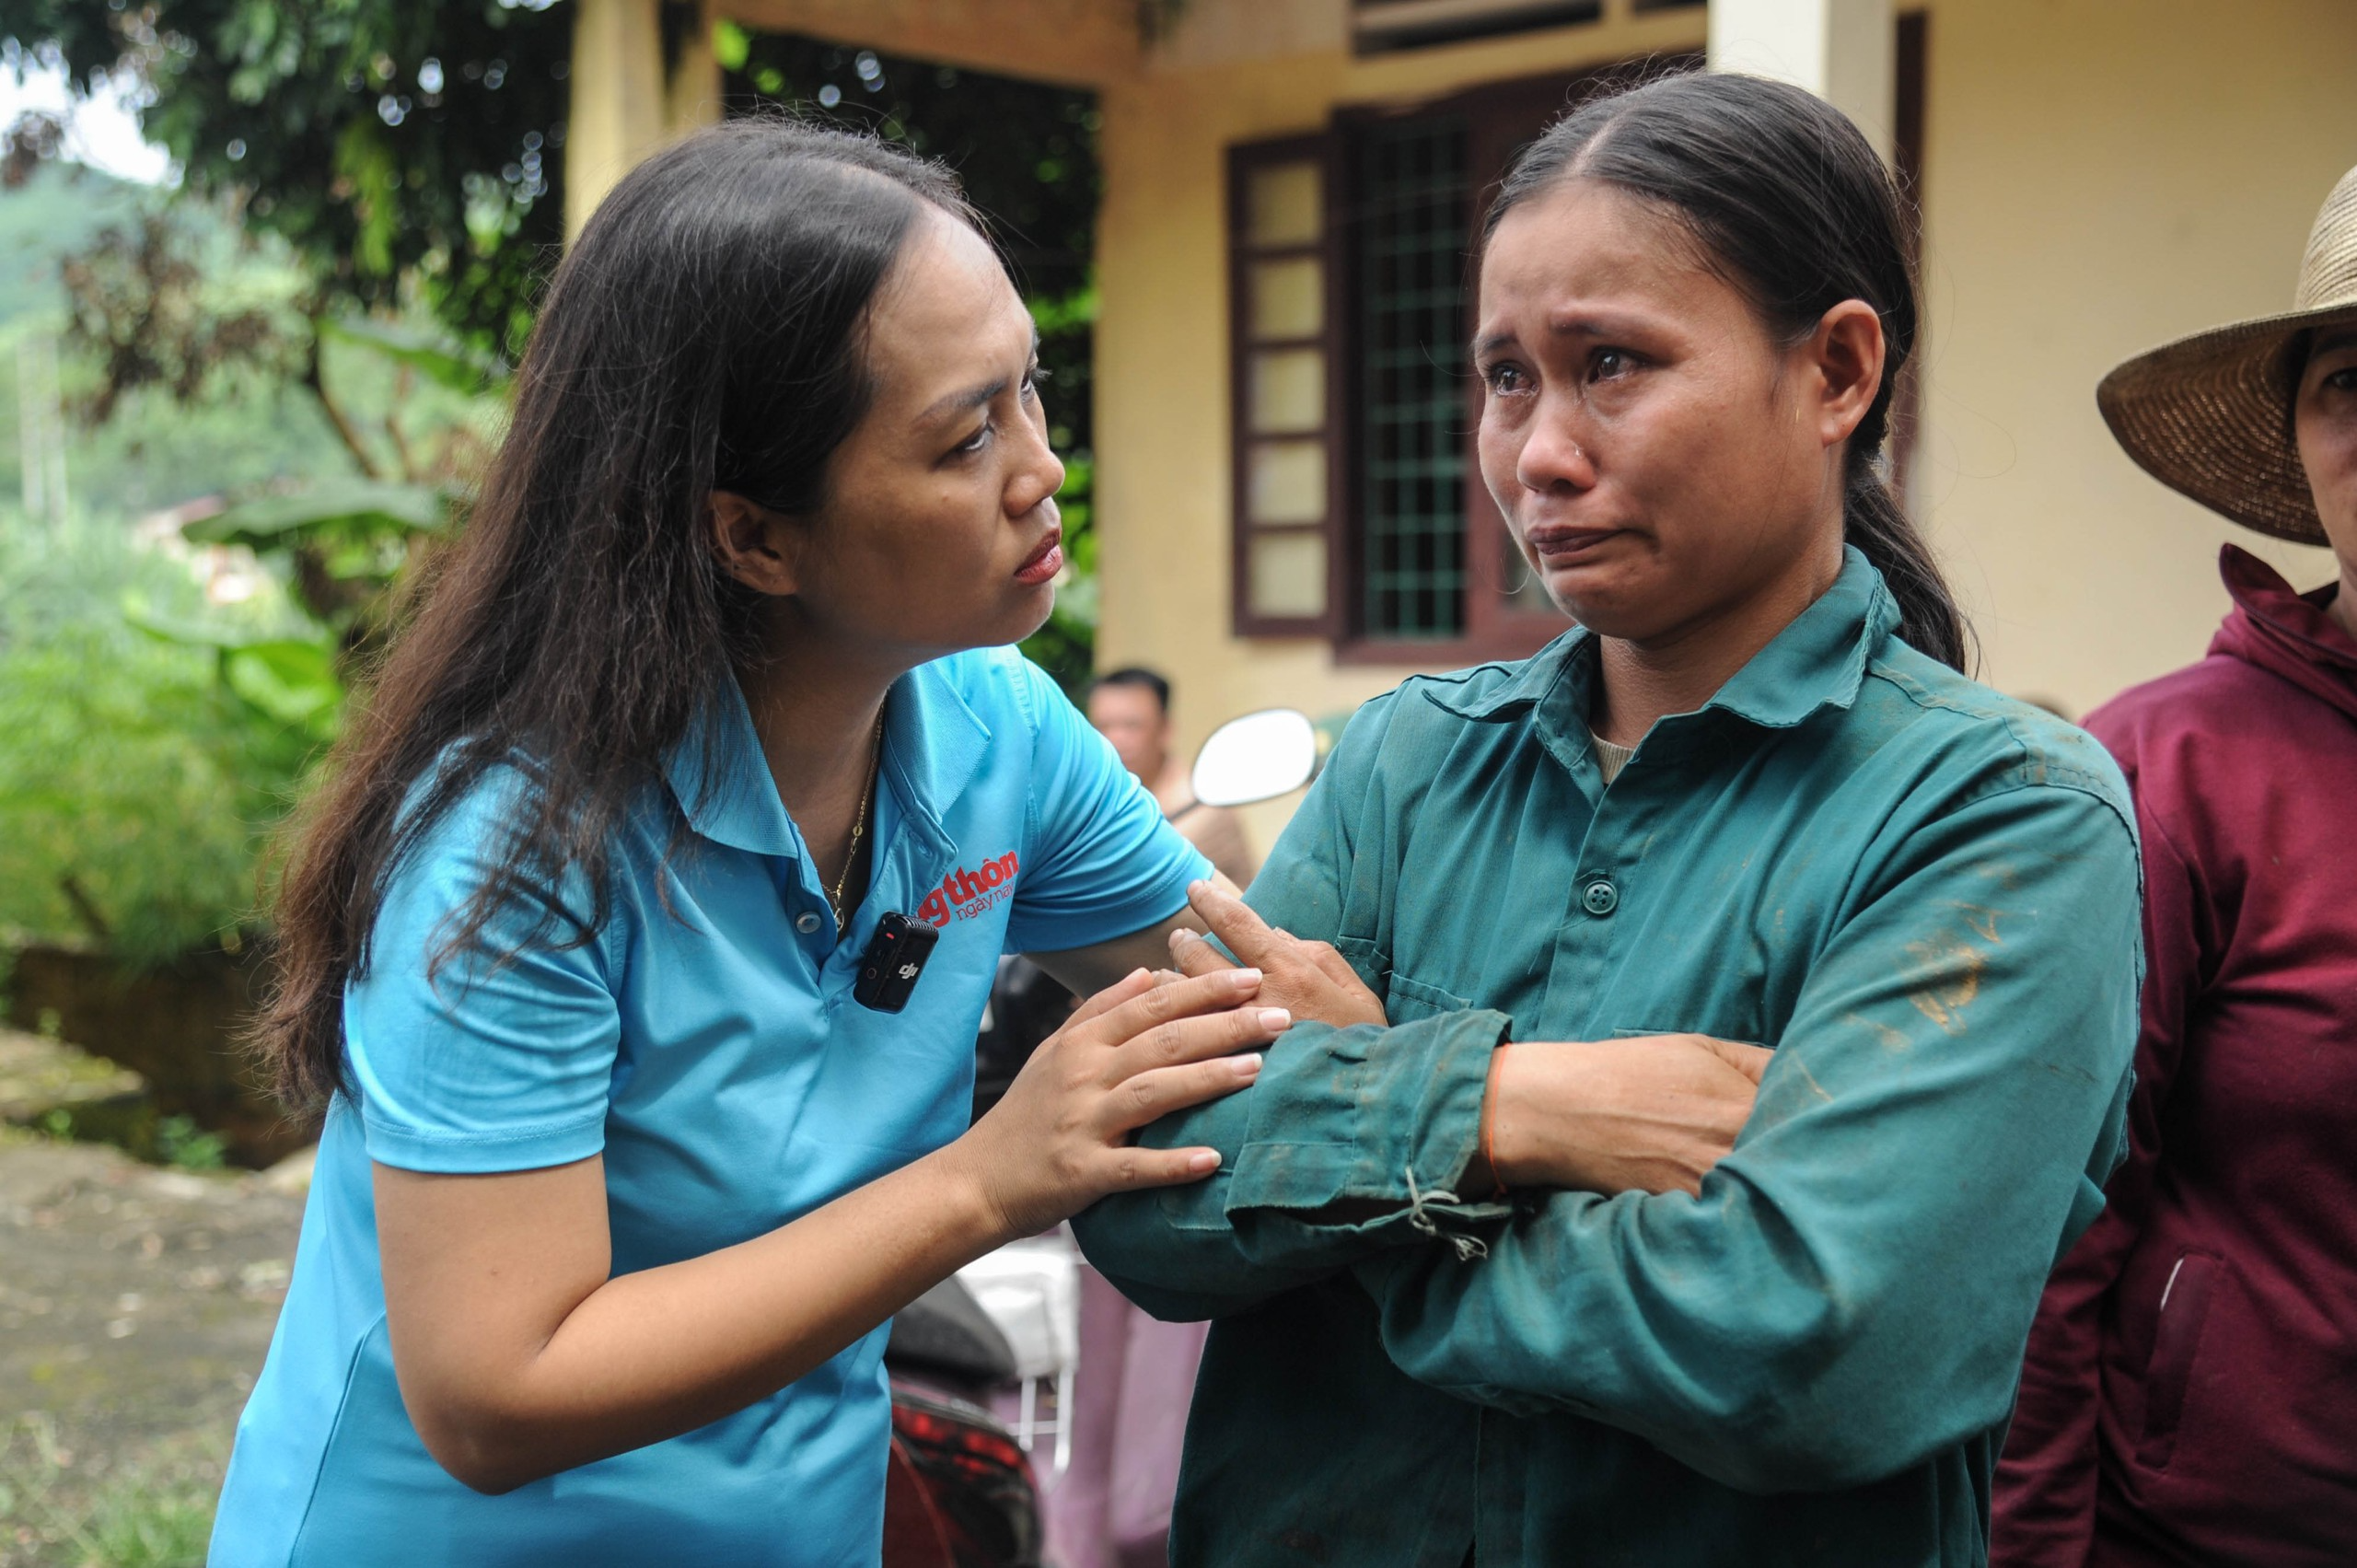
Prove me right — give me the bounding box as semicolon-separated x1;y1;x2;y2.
1072;549;2142;1568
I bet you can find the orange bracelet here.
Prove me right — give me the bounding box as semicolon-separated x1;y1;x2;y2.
1477;1041;1512;1199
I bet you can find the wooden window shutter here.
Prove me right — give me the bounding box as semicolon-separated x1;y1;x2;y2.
1228;134;1343;639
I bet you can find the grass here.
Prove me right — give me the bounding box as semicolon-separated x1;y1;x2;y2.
0;1417;224;1568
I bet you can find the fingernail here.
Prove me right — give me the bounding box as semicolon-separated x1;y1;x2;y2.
1234;1052;1265;1075
1126;967;1150;982
1170;927;1202;947
1228;967;1263;988
1188;1150;1221;1173
1258;1007;1292;1031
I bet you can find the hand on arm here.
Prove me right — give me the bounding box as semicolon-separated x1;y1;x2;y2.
1165;877;1387;1028
377;968;1287;1493
1170;881;1768;1198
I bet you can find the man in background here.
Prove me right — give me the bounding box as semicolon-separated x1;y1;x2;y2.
1086;667;1258;888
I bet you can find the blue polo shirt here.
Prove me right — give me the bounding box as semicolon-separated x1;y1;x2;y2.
209;648;1208;1567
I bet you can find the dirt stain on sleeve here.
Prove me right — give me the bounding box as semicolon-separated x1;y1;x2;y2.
1846;1011;1915;1054
1945;901;2007;944
1901;933;1985;1035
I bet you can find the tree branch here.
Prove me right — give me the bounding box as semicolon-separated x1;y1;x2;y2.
57;874;112;944
304;320;381;480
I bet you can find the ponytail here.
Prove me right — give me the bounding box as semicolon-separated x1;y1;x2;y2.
1843;459;1971;671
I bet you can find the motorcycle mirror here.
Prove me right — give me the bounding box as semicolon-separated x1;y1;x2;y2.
1189;708;1322;809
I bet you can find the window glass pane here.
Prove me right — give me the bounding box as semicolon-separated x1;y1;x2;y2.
1249;532;1328;619
1247;162;1321;248
1248;257;1322;340
1249;348;1325;433
1248;440;1327;524
1355;116;1469;638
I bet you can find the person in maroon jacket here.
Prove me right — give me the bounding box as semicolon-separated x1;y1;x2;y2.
1992;165;2357;1567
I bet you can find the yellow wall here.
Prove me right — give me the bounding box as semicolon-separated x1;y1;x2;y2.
1089;0;2357;854
1910;0;2355;709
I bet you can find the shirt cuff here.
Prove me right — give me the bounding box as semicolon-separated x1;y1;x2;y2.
1225;1009;1515;1252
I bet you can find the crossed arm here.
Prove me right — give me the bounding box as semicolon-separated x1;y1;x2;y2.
1074;785;2142;1492
1069;877;1773;1319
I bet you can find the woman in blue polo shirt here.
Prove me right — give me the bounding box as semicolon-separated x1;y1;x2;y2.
206;123;1289;1565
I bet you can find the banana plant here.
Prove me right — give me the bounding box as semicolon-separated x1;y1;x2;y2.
139;312;508;739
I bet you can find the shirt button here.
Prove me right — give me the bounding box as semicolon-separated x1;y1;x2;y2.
794;911;824;935
1581;877;1620;917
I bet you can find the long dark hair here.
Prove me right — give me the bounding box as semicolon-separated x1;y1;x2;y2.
1483;72;1972;671
252;122;977;1113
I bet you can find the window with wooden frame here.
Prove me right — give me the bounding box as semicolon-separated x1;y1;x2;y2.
1226;39;1927;661
1227;63;1689;659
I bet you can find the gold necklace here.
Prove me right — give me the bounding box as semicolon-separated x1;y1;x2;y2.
826;714;885;935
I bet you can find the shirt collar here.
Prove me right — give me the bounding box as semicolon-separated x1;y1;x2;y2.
1426;545;1897;740
877;658;992;846
1697;545;1897;731
663;671;799;859
2209;542;2357;720
661;660;993;861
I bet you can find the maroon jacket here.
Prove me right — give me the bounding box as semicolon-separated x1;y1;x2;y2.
1992;545;2357;1567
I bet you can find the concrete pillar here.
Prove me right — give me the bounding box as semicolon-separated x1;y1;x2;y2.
565;0;668;240
667;1;726;134
1706;0;1896;163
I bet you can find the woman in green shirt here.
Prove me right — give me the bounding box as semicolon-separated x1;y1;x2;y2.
1074;73;2142;1567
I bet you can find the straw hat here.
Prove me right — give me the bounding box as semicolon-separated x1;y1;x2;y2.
2096;164;2357;544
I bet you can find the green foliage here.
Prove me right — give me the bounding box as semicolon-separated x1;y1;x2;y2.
314;313;501;394
152;1112;227;1170
183;476;453;547
0;511;316;966
1021;453;1101;698
0;0;575;356
0;171;493;970
33;1105;230;1171
0;161;148;320
0;165;490;521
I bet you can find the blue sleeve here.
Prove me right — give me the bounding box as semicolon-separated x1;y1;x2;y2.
1000;653;1209;954
343;768;621;1175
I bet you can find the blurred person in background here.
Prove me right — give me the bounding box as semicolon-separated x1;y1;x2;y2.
1086;668;1259;887
1993;164;2357;1568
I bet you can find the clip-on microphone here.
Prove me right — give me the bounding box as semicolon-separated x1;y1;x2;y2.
853;912;939;1013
